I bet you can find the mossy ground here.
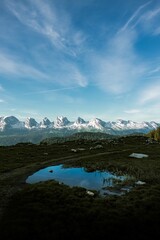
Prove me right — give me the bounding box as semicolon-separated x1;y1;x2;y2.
0;136;160;239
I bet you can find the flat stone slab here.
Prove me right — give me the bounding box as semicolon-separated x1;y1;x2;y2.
129;153;148;159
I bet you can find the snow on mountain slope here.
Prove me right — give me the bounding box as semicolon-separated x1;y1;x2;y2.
54;116;70;128
71;117;87;130
40;117;53;129
25;117;38;129
0;116;24;131
0;115;159;134
74;117;86;125
88;118;107;130
105;119;160;132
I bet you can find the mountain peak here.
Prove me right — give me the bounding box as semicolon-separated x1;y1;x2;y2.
4;116;20;124
55;116;70;127
0;115;160;136
88;118;106;129
0;116;25;131
75;117;86;124
25;117;38;129
40;117;52;128
116;119;128;124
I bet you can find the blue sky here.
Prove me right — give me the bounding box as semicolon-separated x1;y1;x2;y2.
0;0;160;122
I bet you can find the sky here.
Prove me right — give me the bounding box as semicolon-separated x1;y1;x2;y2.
0;0;160;123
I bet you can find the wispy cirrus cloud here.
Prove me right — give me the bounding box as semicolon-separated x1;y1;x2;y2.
120;1;160;36
90;1;160;96
119;1;152;32
154;27;160;35
124;109;141;114
143;7;160;21
59;62;88;87
6;0;86;56
0;50;88;87
0;84;6;104
148;66;160;74
0;52;49;80
24;86;80;95
138;82;160;104
91;29;146;94
0;84;4;91
3;0;88;89
139;6;160;34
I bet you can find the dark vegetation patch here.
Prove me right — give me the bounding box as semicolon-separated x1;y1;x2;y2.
41;131;117;144
0;135;160;239
1;181;160;240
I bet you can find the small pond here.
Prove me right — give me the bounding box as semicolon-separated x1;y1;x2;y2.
26;164;130;196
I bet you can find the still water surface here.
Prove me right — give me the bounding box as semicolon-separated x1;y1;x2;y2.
26;164;127;195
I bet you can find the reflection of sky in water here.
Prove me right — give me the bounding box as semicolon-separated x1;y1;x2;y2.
26;164;126;192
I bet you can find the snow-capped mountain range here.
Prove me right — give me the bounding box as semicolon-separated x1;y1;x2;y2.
0;115;159;135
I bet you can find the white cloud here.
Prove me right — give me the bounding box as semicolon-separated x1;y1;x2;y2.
0;52;48;80
4;0;88;88
6;0;86;56
7;0;66;51
67;64;88;87
91;30;146;94
124;109;141;114
0;99;5;103
24;86;80;95
132;5;160;36
39;91;85;107
0;84;4;91
140;7;160;35
153;26;160;35
119;2;160;38
148;66;160;74
31;0;57;23
90;1;160;95
0;51;88;87
52;62;88;88
138;82;160;104
139;104;160;122
119;1;151;32
143;7;160;20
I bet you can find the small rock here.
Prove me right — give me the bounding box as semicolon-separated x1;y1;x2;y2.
86;190;94;196
90;145;103;150
77;148;86;151
71;149;77;152
129;153;148;159
135;180;146;185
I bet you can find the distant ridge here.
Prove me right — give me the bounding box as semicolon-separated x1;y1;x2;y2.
0;115;159;134
0;115;160;146
41;132;116;144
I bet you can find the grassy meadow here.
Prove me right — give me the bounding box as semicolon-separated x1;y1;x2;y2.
0;135;160;239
